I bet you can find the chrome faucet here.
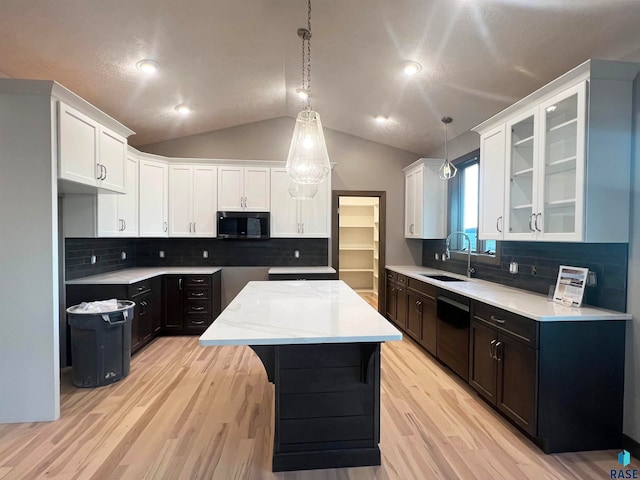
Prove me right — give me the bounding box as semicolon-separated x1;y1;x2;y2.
445;231;475;278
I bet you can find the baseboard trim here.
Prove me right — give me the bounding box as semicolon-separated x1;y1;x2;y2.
622;434;640;460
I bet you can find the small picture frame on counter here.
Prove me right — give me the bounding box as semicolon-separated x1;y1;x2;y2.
553;265;588;307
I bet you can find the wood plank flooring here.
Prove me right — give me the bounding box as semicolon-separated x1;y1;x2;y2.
0;336;621;479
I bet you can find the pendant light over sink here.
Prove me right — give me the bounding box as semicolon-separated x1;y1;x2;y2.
439;116;457;180
285;0;330;192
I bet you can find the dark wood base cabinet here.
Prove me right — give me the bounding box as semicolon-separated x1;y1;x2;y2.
250;343;381;472
470;301;626;453
162;272;222;334
66;277;162;358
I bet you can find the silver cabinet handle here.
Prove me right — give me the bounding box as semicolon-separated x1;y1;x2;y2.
191;306;205;311
118;219;123;231
191;320;205;325
297;222;300;233
301;222;304;234
102;164;107;180
96;163;101;180
191;292;205;297
496;216;503;233
495;341;503;361
490;315;506;324
97;163;105;180
193;222;196;233
192;278;205;283
190;222;193;233
164;221;168;232
528;214;536;232
535;213;542;232
178;278;183;290
490;339;497;359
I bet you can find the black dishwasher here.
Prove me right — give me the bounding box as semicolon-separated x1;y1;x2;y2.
436;291;470;381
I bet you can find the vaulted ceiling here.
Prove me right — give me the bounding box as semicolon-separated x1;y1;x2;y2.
1;0;640;154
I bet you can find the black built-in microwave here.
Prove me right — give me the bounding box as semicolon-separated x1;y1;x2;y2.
216;211;270;239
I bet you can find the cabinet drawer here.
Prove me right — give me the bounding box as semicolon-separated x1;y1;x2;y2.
386;270;397;283
396;274;407;286
473;302;538;348
186;275;211;287
185;288;210;301
407;278;436;299
185;314;213;328
128;280;152;298
184;301;210;315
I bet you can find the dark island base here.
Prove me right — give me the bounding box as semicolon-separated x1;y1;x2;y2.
250;342;381;472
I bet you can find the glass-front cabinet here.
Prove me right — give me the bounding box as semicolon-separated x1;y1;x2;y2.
538;83;586;241
503;82;586;241
505;108;538;239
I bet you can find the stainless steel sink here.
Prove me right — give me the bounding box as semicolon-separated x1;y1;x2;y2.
420;274;465;282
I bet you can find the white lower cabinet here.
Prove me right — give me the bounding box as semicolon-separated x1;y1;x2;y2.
169;165;217;237
270;168;330;237
139;159;169;237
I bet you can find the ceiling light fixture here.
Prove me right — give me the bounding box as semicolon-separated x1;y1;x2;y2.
136;59;159;74
285;0;330;191
403;61;422;76
174;104;190;115
288;178;318;200
375;115;389;124
439;116;457;180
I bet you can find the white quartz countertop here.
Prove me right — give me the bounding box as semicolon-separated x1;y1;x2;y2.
66;267;222;285
268;266;336;274
386;265;632;322
199;280;402;346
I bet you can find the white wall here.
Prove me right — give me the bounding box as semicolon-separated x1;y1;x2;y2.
624;74;640;443
0;93;60;422
142;117;423;266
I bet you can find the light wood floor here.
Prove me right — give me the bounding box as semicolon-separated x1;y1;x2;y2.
0;336;620;480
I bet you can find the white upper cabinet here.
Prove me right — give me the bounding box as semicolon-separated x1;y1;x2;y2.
218;166;270;211
58;103;99;187
270;168;330;237
473;59;639;243
478;125;506;240
139;159;169;237
169;165;217;237
62;155;138;238
403;158;446;239
58;101;128;193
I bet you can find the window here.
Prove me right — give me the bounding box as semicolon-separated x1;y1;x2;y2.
447;149;498;259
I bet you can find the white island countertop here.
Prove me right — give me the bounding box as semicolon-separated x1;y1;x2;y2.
268;266;336;274
387;265;632;322
66;267;222;285
199;280;402;346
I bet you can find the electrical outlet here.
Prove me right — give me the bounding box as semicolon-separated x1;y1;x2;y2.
441;252;447;262
531;265;537;275
121;251;126;261
203;250;208;258
509;262;518;274
159;250;165;258
294;250;300;259
90;255;97;265
434;252;439;260
587;271;597;287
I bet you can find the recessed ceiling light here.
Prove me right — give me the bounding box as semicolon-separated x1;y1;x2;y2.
296;88;309;100
174;105;190;115
136;59;159;74
375;115;389;123
403;61;422;76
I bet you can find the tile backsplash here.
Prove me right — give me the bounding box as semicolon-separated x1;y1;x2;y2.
65;237;328;280
422;240;628;312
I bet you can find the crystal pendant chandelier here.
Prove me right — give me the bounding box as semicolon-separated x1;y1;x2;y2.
286;0;330;190
438;116;457;180
288;178;318;200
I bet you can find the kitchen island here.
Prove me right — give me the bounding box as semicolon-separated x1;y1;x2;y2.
199;280;402;472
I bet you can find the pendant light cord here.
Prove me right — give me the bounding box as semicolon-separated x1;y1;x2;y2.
306;0;312;111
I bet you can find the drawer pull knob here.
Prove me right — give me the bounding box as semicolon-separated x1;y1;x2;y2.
490;315;506;324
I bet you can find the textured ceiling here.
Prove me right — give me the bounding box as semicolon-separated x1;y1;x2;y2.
1;0;640;154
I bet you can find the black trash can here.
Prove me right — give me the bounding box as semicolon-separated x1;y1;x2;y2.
67;300;135;388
